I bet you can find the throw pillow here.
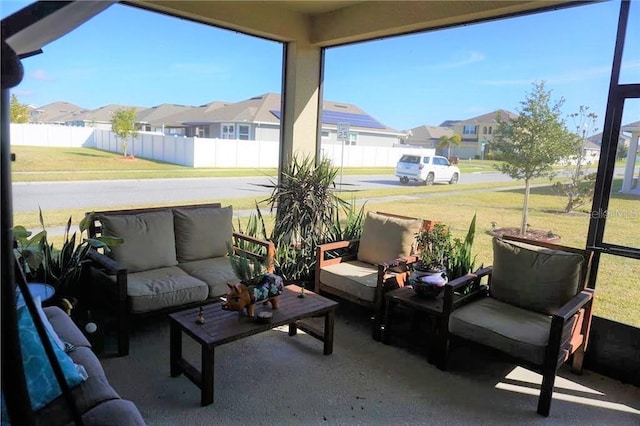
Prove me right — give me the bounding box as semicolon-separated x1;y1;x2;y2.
173;206;233;262
357;212;423;265
100;210;178;273
14;303;88;411
490;237;584;315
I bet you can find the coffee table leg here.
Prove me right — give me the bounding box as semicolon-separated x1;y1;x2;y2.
288;323;297;336
170;321;182;377
323;309;335;355
201;345;214;406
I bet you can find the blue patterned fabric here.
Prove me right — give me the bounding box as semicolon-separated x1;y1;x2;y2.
248;273;284;303
9;304;87;412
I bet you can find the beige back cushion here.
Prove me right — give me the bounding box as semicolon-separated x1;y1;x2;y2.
357;212;422;265
173;206;233;262
490;238;584;315
99;210;178;273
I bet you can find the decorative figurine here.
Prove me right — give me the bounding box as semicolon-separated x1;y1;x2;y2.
222;273;284;318
196;307;205;324
298;284;305;298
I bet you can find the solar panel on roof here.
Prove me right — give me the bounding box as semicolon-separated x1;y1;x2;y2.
269;110;385;129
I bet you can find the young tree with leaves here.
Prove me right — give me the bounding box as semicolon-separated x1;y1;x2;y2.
10;94;29;123
111;107;138;157
553;105;598;213
437;134;462;158
491;81;573;235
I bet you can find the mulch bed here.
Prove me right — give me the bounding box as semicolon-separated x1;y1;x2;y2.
487;227;560;242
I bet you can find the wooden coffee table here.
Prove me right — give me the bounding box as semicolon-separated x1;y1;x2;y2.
169;284;338;406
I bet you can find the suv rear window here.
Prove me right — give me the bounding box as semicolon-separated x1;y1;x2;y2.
399;155;420;164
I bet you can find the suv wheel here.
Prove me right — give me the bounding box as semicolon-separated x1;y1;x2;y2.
449;173;459;185
424;173;434;186
399;176;409;185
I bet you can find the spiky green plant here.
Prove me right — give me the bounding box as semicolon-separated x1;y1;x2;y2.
254;155;348;281
446;213;478;279
13;209;123;295
226;242;268;286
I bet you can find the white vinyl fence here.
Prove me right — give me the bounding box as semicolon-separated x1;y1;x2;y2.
11;123;434;168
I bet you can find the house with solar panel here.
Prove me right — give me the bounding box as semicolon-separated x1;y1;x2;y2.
159;92;405;147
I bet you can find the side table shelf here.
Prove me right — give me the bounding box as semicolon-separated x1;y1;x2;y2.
381;286;452;369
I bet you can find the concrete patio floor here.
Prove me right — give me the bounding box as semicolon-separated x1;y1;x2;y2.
100;302;640;425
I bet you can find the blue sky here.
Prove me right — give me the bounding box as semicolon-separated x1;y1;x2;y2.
2;0;638;135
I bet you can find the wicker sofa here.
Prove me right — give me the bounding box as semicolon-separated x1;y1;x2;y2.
86;203;275;356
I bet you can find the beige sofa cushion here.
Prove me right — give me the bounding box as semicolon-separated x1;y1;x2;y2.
449;297;559;365
120;266;209;314
100;210;177;273
491;238;584;315
357;212;422;265
174;206;233;262
319;260;380;303
178;257;238;298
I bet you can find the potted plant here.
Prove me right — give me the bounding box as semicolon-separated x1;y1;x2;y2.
13;210;123;302
410;223;452;298
251;155;350;284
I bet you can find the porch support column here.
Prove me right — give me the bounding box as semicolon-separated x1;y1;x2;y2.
280;41;323;170
621;131;639;193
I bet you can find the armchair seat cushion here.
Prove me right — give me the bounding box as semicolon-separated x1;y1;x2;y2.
121;266;209;314
178;257;238;298
449;297;553;365
319;260;379;303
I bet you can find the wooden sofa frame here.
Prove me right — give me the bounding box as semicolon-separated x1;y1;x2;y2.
315;212;432;341
86;203;275;357
436;235;594;416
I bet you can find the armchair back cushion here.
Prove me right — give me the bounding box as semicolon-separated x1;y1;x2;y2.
174;205;233;262
99;210;178;273
357;212;422;265
491;237;584;315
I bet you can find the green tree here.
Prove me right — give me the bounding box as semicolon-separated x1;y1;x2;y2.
10;94;29;123
437;134;462;158
491;81;573;235
111;107;138;157
553;105;598;213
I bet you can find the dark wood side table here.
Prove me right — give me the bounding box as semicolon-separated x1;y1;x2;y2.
382;286;454;368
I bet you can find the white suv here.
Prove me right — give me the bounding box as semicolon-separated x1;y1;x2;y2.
395;154;460;185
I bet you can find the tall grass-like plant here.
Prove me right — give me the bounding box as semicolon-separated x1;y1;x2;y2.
446;213;477;279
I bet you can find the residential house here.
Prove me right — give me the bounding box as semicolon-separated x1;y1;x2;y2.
28;101;84;124
404;125;454;153
135;103;195;134
444;109;517;159
64;104;146;130
159;101;231;137
162;92;404;147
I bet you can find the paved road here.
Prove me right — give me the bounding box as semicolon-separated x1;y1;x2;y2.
11;172;516;213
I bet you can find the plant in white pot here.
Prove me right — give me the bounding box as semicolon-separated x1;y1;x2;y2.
410;223;452;298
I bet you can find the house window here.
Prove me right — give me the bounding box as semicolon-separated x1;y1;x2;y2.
483;127;487;134
321;130;330;139
221;124;235;139
238;124;250;140
463;125;476;135
488;127;492;134
349;132;358;146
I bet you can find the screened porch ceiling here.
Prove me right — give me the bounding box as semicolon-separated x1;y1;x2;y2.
131;0;580;47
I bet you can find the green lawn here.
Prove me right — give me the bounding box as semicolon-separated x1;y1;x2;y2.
10;146;639;327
